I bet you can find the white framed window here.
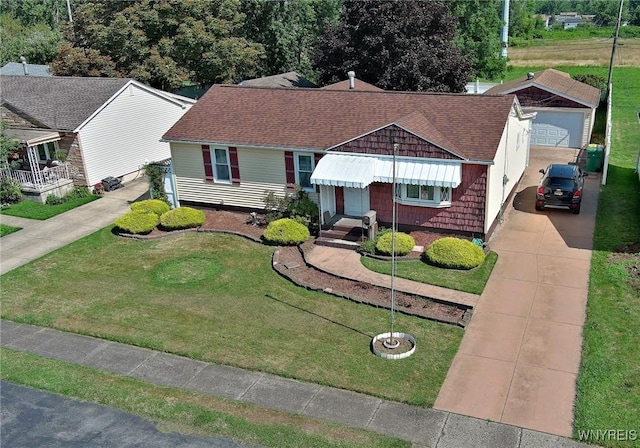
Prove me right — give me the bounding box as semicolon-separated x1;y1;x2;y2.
36;141;58;163
213;148;231;182
395;184;452;207
295;153;314;190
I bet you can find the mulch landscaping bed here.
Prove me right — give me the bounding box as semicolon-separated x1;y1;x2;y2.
118;208;470;326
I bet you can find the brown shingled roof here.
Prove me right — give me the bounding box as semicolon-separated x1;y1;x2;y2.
321;79;383;91
484;68;600;107
163;85;518;161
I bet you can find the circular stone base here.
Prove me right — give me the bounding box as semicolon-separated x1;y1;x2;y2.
372;332;416;360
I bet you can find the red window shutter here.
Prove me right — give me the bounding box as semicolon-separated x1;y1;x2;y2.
201;145;214;182
229;147;240;185
284;151;295;188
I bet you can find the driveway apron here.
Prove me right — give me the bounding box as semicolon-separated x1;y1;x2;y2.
434;147;598;437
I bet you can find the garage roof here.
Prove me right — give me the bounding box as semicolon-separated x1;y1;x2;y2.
484;69;600;108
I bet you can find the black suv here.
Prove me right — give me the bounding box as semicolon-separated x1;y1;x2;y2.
535;164;587;214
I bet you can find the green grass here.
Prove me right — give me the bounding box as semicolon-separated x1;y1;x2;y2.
573;66;640;447
0;223;21;237
361;252;498;295
1;349;408;448
0;229;463;408
0;195;100;220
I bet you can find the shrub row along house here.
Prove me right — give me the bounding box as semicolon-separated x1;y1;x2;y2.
0;75;194;202
163;79;536;239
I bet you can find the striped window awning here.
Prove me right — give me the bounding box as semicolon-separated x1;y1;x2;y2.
311;154;461;189
310;154;376;188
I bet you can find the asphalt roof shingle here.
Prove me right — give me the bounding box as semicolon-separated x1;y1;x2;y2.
0;75;131;130
484;68;600;107
163;85;518;162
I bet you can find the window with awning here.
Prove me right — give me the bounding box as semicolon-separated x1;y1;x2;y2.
310;153;461;189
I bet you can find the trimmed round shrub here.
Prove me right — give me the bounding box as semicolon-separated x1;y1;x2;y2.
375;231;415;256
424;237;485;270
263;218;310;245
114;210;158;234
131;199;170;217
159;207;205;230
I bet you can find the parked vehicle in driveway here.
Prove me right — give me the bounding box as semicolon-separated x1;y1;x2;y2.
535;163;587;214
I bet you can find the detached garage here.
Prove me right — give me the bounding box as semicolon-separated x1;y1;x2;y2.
485;69;600;149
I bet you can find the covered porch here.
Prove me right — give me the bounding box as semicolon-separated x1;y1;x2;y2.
310;153;462;248
2;128;75;203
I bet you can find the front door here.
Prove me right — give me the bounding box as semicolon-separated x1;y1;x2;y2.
343;187;370;217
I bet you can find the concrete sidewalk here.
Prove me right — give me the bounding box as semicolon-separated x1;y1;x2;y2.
0;320;591;448
0;179;149;275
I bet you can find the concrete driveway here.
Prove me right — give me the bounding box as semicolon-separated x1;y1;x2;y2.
434;147;598;437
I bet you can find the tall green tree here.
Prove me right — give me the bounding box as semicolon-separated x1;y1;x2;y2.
313;0;472;92
592;0;629;26
451;0;506;81
509;0;537;39
0;14;61;65
1;0;67;28
55;0;264;90
240;0;340;80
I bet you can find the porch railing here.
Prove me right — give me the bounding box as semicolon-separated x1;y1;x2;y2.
0;164;72;190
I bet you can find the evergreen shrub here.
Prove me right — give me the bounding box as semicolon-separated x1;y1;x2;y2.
131;199;170;217
263;218;310;245
424;237;485;269
159;207;205;230
375;231;415;256
114;210;158;234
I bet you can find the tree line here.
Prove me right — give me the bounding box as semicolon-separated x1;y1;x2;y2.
2;0;639;93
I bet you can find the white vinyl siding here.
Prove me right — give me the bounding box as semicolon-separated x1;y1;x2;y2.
171;144;318;209
77;83;190;186
485;107;531;233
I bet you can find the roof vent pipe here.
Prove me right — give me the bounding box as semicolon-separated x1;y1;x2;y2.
347;71;355;89
527;72;534;80
20;56;29;75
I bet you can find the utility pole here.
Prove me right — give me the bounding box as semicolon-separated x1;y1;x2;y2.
607;0;624;96
501;0;510;58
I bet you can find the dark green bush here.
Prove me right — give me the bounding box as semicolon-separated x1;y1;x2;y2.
114;210;158;234
45;194;64;205
424;237;485;270
68;186;92;199
131;199;170;217
263;218;310;245
0;178;22;204
159;207;205;230
375;231;415;256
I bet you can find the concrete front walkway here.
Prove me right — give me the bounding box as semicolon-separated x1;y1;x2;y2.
434;148;597;437
0;179;149;275
305;246;479;308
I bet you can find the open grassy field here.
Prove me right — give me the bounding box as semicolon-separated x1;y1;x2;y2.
508;37;640;67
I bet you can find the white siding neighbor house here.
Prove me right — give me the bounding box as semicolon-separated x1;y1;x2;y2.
1;75;195;201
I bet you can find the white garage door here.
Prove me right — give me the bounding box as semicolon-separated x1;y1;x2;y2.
531;112;584;148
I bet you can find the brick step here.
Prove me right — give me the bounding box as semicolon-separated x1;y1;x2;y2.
320;229;367;242
315;237;361;250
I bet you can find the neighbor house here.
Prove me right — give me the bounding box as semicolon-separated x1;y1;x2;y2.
163;85;535;239
485;68;600;149
1;75;195;202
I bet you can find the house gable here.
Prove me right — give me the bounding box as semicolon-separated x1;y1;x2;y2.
330;125;464;160
505;85;590;109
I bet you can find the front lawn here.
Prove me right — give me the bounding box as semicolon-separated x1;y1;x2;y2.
0;223;21;237
1;349;408;448
0;229;463;408
361;252;498;295
0;195;100;220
